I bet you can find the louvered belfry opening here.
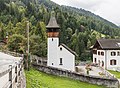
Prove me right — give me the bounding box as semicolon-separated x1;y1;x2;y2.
46;11;60;37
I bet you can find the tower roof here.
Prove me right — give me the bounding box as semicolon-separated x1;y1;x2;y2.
46;11;60;29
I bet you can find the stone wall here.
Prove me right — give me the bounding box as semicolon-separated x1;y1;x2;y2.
33;64;119;88
0;50;23;57
31;55;47;66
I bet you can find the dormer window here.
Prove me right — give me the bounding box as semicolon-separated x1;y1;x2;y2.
111;52;116;56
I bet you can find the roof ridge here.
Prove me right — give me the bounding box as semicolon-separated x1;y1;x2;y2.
94;39;120;50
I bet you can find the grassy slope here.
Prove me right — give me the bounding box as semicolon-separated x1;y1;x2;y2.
92;30;106;38
109;70;120;79
25;68;106;88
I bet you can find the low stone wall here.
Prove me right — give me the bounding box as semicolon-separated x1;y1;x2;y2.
0;50;23;57
31;55;47;66
33;64;119;88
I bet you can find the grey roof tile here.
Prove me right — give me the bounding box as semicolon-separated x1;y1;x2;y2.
94;39;120;49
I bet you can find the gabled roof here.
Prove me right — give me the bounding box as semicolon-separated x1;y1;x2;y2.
93;39;120;50
60;44;78;56
46;11;60;29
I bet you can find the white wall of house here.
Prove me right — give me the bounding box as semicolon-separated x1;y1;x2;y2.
93;54;97;63
47;38;75;71
97;50;105;68
93;50;120;70
106;50;120;70
93;50;105;69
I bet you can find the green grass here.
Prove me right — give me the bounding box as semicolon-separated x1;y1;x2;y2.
25;68;106;88
109;70;120;79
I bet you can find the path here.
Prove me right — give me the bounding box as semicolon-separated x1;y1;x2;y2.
76;66;108;77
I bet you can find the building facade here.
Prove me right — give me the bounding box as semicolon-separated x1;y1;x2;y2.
93;39;120;70
46;12;76;71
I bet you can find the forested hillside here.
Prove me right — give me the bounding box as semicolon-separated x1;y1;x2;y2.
0;0;120;61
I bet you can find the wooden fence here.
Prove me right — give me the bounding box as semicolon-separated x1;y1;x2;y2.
0;59;24;88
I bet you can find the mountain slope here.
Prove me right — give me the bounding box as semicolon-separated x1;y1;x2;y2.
38;0;119;28
62;6;119;28
37;0;120;36
0;0;120;60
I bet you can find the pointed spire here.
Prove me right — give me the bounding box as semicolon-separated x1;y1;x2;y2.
46;11;60;29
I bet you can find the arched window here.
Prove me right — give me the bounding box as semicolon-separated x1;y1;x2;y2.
110;59;116;65
111;52;116;56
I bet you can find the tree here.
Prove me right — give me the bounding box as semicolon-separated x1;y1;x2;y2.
0;22;4;40
65;27;73;45
35;21;47;40
30;35;47;57
7;34;26;53
5;21;14;35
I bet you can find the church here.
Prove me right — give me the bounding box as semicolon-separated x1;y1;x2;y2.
46;12;77;71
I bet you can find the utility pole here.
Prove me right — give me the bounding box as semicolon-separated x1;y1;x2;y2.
27;21;29;57
26;21;30;71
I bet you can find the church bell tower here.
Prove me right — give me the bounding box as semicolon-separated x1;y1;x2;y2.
46;11;60;67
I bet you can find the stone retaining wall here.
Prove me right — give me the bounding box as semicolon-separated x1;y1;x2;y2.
33;64;119;88
31;55;47;66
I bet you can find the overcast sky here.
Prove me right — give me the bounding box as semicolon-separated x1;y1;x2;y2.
51;0;120;26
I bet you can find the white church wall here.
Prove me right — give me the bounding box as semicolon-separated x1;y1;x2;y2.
47;37;75;71
58;45;75;71
47;38;59;67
